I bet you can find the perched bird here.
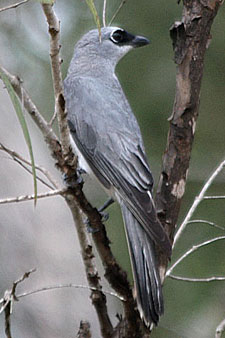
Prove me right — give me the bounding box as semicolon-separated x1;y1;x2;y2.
64;27;171;326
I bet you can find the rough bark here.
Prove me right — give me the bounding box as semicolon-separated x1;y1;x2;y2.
155;0;222;281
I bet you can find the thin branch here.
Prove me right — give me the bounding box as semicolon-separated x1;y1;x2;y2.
10;157;54;190
0;189;65;205
0;143;61;189
204;195;225;200
108;0;126;26
0;0;30;13
187;219;225;231
169;274;225;282
103;0;107;27
0;269;35;338
48;110;57;126
173;159;225;248
17;283;125;301
216;317;225;338
0;269;36;313
41;4;71;156
166;236;225;277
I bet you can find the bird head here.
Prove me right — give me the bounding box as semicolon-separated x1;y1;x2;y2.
72;27;149;68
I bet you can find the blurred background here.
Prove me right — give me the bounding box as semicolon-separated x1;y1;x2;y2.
0;1;224;337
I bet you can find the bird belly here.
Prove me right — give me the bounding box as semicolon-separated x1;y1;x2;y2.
69;135;94;177
69;135;116;198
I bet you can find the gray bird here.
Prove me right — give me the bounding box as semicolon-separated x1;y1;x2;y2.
64;26;171;326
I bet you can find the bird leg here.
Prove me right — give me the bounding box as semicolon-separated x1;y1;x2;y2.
98;197;114;213
86;197;115;233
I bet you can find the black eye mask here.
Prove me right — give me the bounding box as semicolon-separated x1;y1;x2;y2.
110;29;135;45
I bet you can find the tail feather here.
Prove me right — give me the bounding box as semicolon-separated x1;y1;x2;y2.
121;202;163;326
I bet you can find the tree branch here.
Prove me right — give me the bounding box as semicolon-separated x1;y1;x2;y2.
0;0;30;13
168;274;225;282
0;269;35;338
166;236;225;277
155;0;223;280
42;3;71;156
0;66;63;160
204;195;225;200
173;159;225;248
0;143;61;189
65;196;113;338
66;190;144;336
0;189;65;205
18;283;124;301
187;219;225;231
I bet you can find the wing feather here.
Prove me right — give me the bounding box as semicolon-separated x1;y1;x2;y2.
64;75;171;255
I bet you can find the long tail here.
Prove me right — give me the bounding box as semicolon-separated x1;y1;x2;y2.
120;202;163;326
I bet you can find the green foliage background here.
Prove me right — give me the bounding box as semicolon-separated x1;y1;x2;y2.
0;1;224;337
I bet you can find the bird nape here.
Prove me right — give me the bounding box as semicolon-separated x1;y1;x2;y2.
64;26;172;327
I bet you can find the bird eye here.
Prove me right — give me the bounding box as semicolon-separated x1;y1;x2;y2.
110;29;125;44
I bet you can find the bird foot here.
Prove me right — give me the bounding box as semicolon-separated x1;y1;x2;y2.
63;168;86;188
85;210;109;233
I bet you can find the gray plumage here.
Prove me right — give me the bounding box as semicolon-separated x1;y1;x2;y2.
64;26;171;326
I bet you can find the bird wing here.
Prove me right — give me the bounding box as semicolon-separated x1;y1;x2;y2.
64;75;171;256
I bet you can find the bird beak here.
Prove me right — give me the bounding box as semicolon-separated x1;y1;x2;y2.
131;35;150;48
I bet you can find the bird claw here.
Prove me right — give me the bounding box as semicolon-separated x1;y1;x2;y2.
85;211;109;233
85;220;99;234
63;168;86;188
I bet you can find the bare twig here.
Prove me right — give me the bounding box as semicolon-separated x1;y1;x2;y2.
216;317;225;338
108;0;126;26
103;0;107;27
204;195;225;200
11;157;54;190
0;143;60;189
0;269;35;338
187;220;225;231
173;159;225;248
169;274;225;283
41;4;70;156
0;189;65;205
18;283;125;301
0;0;30;13
49;110;57;126
166;236;225;277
